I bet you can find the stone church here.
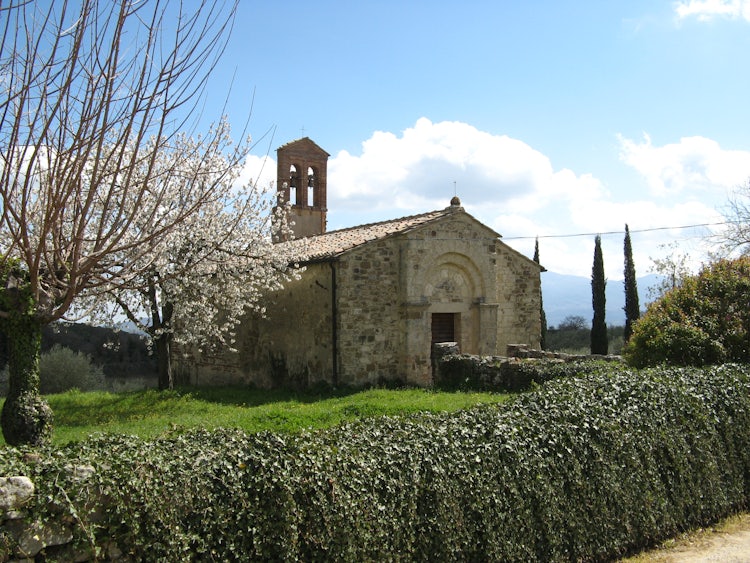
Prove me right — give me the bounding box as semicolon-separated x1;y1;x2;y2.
187;138;543;388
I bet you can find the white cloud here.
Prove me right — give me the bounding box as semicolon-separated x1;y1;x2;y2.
674;0;750;22
618;134;750;197
325;119;720;278
497;197;722;280
239;154;276;191
327;118;604;217
245;119;741;278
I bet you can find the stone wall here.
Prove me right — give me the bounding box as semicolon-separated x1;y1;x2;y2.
495;244;542;353
181;263;334;389
336;240;404;386
238;263;334;388
1;469;125;561
400;213;505;385
432;342;622;392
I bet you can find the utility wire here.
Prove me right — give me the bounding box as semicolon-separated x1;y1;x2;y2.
502;220;736;241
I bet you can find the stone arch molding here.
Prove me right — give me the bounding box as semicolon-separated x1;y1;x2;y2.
423;253;485;310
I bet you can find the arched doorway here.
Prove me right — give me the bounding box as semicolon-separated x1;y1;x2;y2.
424;256;483;353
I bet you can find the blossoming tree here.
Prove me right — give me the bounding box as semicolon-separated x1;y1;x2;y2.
83;131;301;390
0;0;256;445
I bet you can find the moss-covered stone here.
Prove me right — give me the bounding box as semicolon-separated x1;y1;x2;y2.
0;267;53;446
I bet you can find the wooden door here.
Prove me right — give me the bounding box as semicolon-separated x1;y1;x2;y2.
431;313;456;343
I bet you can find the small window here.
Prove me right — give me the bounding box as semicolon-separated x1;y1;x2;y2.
307;166;315;206
289;165;299;205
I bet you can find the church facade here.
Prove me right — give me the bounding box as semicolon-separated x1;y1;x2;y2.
185;138;544;388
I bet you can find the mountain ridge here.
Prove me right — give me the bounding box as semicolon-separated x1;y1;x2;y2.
541;272;663;328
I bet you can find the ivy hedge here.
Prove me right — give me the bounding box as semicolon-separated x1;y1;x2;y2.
2;363;750;561
434;355;613;392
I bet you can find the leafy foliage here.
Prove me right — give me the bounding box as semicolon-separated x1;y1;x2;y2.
434;356;611;392
2;363;749;561
0;296;52;446
624;257;750;368
39;346;105;395
42;322;155;378
546;323;625;355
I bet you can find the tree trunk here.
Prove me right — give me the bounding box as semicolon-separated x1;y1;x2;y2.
0;313;53;446
155;332;174;391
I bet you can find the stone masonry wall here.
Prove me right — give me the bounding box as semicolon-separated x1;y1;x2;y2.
400;212;501;385
240;263;334;388
182;263;334;389
432;342;622;392
335;240;403;386
495;244;542;353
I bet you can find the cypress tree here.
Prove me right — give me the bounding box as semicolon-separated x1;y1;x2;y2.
591;235;608;355
533;237;547;350
623;224;640;342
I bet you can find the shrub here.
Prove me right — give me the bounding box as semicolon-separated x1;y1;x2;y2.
624;257;750;368
2;345;105;397
38;345;104;394
1;339;152;397
2;363;749;561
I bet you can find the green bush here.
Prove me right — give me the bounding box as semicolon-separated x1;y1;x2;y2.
0;345;105;396
39;345;105;394
624;257;750;368
2;363;749;561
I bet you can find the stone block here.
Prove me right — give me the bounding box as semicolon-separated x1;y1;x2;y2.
6;517;74;558
0;476;34;513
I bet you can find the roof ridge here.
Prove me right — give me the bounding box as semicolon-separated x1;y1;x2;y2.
282;205;467;263
277;137;330;156
314;208;449;238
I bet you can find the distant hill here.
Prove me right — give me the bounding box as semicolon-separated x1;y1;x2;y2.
542;272;663;329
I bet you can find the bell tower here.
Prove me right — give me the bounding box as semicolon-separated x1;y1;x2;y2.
276;137;329;239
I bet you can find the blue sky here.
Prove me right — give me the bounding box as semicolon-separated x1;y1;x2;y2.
205;0;750;279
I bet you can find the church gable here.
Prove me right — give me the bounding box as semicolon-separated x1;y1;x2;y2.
183;138;543;389
282;208;453;262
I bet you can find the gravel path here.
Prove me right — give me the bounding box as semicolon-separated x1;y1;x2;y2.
662;528;750;562
621;513;750;562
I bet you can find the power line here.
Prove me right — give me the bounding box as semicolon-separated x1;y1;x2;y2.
502;221;735;241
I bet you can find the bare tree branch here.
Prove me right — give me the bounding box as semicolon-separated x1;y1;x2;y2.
0;0;241;323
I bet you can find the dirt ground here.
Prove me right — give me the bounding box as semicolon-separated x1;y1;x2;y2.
620;512;750;562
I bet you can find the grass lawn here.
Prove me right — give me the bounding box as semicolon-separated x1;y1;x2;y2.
0;386;512;446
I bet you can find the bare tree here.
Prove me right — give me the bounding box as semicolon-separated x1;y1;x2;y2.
648;242;693;302
0;0;240;445
718;179;750;254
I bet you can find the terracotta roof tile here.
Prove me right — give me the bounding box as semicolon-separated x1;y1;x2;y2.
283;207;455;262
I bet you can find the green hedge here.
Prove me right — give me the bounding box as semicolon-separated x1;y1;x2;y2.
2;364;750;561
